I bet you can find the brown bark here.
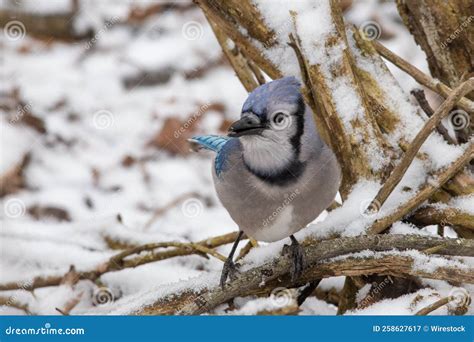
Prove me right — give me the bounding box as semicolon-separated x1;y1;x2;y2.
396;0;473;89
396;0;474;141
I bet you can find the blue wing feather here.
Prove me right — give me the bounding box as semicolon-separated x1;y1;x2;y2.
189;135;233;176
189;135;231;152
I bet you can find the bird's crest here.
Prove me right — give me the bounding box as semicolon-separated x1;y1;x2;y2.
242;76;302;117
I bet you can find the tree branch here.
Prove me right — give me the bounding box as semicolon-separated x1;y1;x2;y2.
410;88;457;144
135;234;474;315
409;205;474;231
373;40;474;114
369;142;473;234
369;79;474;213
415;296;453;315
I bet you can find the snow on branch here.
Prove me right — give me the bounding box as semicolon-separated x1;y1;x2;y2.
132;234;474;315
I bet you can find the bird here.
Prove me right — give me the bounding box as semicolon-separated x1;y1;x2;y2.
189;76;341;288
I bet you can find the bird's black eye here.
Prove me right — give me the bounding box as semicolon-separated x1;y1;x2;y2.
271;112;290;129
273;112;286;125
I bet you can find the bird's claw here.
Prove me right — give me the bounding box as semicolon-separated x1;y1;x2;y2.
282;239;305;282
220;258;240;288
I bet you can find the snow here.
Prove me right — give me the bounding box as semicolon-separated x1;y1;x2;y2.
326;249;468;274
445;194;474;215
0;0;471;317
348;288;447;315
389;221;436;237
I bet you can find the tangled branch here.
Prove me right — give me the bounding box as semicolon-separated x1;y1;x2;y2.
135;234;474;315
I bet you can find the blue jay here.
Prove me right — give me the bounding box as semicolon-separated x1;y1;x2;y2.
190;77;341;287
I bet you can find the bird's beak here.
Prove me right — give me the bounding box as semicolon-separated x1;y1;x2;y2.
228;115;265;137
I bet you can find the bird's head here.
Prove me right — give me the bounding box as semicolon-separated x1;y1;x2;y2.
228;76;304;140
228;76;307;177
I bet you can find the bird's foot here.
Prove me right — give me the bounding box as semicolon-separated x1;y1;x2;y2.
282;236;305;282
220;258;240;288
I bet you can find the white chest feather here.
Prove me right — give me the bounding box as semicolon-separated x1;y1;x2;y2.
248;205;294;242
240;134;294;175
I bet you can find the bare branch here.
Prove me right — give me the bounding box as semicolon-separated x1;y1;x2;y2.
373;40;474;114
415;296;453;315
0;296;31;314
409;205;474;231
369;79;474;213
410;88;457;144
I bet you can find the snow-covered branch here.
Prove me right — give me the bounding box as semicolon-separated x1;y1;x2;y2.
134;234;474;315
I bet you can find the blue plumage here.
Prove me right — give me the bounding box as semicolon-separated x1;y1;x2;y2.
242;76;301;118
189;135;233;176
189;135;230;152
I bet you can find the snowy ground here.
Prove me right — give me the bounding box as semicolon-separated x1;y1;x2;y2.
0;0;472;315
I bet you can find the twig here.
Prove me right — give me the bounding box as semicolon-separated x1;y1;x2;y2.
0;231;245;292
410;88;457;144
368;79;474;213
369;142;473;234
55;292;83;316
235;238;258;261
373;40;474;114
246;59;266;86
415;296;453;315
0;296;31;314
411;89;435;116
188;243;227;262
